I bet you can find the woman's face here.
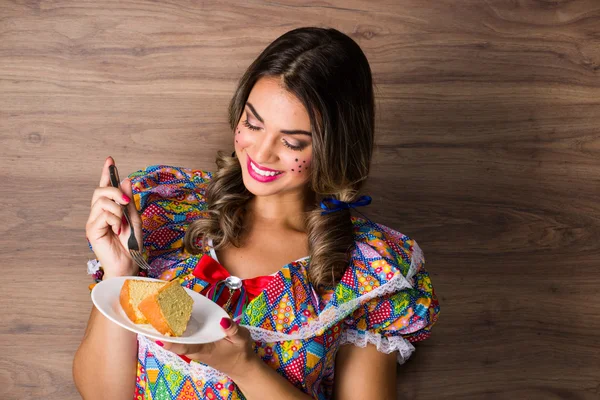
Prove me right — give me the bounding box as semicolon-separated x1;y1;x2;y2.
234;77;313;199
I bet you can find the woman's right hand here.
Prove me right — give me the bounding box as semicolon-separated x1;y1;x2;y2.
85;156;143;279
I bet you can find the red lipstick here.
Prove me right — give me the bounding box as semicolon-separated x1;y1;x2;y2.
247;156;284;183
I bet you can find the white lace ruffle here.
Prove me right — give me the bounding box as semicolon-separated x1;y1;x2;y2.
244;241;423;343
138;335;227;381
87;259;101;275
339;329;415;365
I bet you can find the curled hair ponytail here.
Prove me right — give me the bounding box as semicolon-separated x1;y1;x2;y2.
305;189;358;288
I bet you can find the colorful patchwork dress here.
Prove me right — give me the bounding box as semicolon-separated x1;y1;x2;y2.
124;165;440;400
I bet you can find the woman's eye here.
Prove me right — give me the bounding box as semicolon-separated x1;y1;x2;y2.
243;119;260;131
242;115;306;151
282;140;305;151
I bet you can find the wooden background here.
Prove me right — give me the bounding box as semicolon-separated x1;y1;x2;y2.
1;0;599;399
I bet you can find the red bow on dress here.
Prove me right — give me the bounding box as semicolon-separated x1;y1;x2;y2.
192;254;274;305
169;255;274;364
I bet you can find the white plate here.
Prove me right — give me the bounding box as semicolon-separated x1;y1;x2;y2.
91;276;228;344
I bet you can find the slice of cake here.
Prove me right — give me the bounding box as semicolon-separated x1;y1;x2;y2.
119;279;166;324
138;280;194;337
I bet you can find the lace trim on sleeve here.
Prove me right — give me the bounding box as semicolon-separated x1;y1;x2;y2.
138;335;227;381
405;243;422;285
244;242;423;343
339;329;415;365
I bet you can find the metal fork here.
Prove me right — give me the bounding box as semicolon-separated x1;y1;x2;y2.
108;165;150;271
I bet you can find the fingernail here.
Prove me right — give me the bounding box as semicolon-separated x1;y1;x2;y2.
122;194;131;203
220;317;231;329
155;341;164;347
122;215;127;226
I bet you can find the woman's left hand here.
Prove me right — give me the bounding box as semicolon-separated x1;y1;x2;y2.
157;317;256;378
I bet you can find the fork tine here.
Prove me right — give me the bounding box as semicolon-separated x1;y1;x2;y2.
140;256;151;270
130;251;142;268
140;259;151;270
136;255;150;270
135;253;150;270
130;250;150;270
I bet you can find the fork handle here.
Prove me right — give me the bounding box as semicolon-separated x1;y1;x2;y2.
108;165;134;229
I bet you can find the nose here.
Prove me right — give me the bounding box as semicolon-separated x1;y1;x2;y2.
251;133;279;164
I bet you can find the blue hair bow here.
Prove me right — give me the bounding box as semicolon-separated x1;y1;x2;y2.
320;195;372;215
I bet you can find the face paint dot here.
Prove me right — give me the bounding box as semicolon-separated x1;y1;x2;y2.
303;160;306;163
291;169;295;171
295;158;298;162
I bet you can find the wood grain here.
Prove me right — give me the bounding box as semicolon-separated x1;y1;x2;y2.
1;0;599;399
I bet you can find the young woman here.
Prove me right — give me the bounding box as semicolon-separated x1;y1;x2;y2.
74;27;440;400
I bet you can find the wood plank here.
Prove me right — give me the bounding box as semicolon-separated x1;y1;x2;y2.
1;0;600;398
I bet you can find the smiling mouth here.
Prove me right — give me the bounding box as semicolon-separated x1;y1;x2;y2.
247;157;284;177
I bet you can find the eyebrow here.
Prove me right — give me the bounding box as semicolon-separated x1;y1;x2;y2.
246;102;312;136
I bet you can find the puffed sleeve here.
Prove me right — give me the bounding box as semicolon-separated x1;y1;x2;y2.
128;165;212;279
340;217;440;364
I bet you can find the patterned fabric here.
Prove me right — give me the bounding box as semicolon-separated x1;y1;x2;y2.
128;165;440;400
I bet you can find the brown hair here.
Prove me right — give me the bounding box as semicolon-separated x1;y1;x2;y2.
184;27;375;289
